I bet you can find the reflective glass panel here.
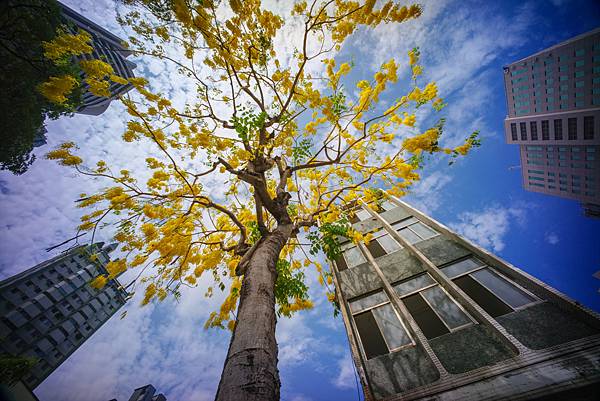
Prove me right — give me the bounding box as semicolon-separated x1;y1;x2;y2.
349;291;388;314
344;246;366;268
471;268;536;309
372;304;412;349
441;258;484;278
394;274;435;297
378;234;402;253
421;286;471;329
410;222;437;240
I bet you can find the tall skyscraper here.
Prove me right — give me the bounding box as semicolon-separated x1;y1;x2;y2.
0;242;128;390
109;384;167;401
59;1;136;116
331;196;600;400
503;28;600;217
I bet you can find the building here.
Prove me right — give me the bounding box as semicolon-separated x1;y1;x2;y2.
59;1;136;116
109;384;167;401
503;28;600;216
0;242;128;390
331;196;600;400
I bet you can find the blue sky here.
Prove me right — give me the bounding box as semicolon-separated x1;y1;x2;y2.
0;1;599;401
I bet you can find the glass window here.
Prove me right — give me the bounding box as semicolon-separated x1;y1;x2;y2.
351;291;413;359
584;116;594;140
554;119;563;140
378;234;402;254
343;246;366;268
394;274;435;297
520;122;527;140
356;208;371;221
575;71;584;78
530;121;538;140
575;81;584;88
398;227;421;244
470;269;536;309
350;291;389;314
510;123;517;140
420;286;472;329
541;120;549;140
575;49;585;57
568;118;577;140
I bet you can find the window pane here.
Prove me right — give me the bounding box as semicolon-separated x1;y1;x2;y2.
454;275;513;317
440;258;484;278
344;246;366;268
349;291;389;314
356;209;371;221
378;234;402;253
398;227;421;244
335;254;348;271
394;274;435;297
421;286;471;330
391;217;418;230
381;200;396;211
403;293;450;339
372;304;412;349
354;311;389;359
410;222;437;240
366;240;387;258
471;269;536;309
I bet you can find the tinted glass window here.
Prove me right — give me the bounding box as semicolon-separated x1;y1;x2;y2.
371;304;412;350
403;293;450;339
421;286;471;329
471;269;536;309
454;275;513;317
354;311;389;359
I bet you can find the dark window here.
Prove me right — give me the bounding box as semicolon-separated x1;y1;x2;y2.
366;240;387;258
403;293;450;339
335;255;348;271
355;311;393;359
541;120;549;140
584;116;594;140
454;275;513;317
554;119;563;140
530;121;538;140
510;123;517;140
568;118;577;140
520;122;527;140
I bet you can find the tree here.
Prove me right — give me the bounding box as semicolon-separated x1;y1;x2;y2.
0;0;84;175
43;1;479;400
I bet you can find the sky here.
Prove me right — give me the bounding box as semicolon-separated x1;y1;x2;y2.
1;1;600;401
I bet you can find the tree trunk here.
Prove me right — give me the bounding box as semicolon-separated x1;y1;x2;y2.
215;224;293;401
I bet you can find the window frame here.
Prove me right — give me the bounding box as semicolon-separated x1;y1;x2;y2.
441;257;541;314
349;291;416;360
393;273;475;335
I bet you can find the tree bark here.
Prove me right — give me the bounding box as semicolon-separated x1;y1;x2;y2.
215;224;293;401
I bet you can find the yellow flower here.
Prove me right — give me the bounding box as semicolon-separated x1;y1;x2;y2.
38;75;77;104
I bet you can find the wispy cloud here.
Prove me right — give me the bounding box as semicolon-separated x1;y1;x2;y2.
544;231;560;245
449;205;527;252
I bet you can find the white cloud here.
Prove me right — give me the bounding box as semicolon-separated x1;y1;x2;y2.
405;171;453;214
332;353;356;390
544;231;560;245
449;205;527;252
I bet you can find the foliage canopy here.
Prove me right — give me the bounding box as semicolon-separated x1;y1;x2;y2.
43;0;480;331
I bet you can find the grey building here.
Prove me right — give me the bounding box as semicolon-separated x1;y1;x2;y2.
109;384;167;401
0;242;128;390
503;28;600;216
59;1;136;116
332;196;600;400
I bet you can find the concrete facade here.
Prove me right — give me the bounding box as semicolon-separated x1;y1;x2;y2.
0;243;128;390
59;1;136;116
502;28;600;214
331;197;600;400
